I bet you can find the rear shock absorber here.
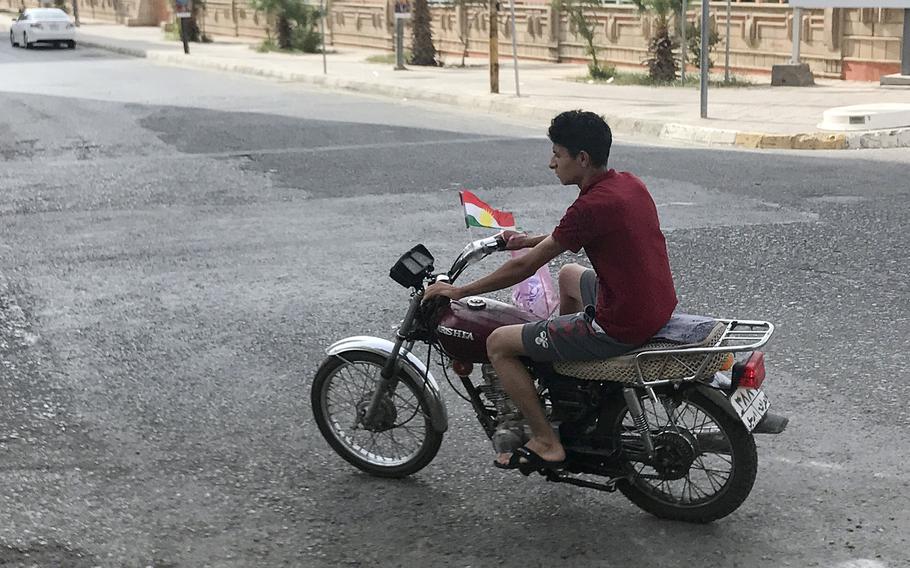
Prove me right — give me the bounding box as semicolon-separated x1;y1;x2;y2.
623;387;655;458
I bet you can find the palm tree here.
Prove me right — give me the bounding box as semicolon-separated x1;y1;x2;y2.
560;0;613;79
250;0;320;51
410;0;437;66
634;0;681;82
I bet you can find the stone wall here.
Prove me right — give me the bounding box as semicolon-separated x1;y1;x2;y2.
321;0;904;80
3;0;165;25
841;7;904;80
198;0;272;39
9;0;900;79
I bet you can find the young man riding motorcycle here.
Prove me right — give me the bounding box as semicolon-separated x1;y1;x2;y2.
423;110;678;470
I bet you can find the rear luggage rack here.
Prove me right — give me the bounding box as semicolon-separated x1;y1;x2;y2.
630;319;774;386
553;319;774;385
713;319;775;350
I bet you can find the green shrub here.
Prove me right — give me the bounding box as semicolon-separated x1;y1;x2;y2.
559;0;609;79
250;0;322;52
291;25;321;53
588;63;615;80
686;22;720;69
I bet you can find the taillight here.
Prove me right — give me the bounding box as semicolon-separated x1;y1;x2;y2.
733;351;766;389
67;23;75;29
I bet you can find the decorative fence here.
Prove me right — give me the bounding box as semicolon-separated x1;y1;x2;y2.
3;0;160;25
322;0;905;79
4;0;902;79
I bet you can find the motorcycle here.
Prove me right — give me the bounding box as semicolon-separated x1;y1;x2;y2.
312;235;788;523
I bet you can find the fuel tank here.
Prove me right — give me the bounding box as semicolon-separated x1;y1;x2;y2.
436;297;540;363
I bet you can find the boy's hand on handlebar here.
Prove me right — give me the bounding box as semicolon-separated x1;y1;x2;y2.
501;230;530;251
424;282;464;303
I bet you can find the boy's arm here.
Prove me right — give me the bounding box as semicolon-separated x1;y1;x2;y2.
504;232;548;250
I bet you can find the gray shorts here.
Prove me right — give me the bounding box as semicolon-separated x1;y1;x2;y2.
521;269;635;362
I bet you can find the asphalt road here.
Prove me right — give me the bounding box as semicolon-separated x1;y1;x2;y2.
1;41;909;568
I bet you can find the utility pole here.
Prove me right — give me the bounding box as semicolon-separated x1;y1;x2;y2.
176;0;191;54
488;0;499;93
699;0;708;118
680;0;686;82
724;0;731;82
903;8;909;76
507;0;520;96
319;0;327;74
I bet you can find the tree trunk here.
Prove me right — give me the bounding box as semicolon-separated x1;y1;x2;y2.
410;0;437;66
277;13;292;49
648;19;678;82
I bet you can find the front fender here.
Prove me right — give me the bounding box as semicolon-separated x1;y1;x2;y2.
325;336;448;433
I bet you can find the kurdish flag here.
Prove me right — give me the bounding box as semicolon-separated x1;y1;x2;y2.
459;190;516;230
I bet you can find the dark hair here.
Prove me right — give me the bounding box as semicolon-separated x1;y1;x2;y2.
547;110;612;167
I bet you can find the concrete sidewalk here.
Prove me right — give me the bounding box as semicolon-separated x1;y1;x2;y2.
6;17;910;150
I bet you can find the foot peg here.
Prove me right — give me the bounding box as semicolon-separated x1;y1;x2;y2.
543;471;620;492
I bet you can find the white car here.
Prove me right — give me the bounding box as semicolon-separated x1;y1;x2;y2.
9;8;76;49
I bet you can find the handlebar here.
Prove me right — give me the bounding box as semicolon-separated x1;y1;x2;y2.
444;234;508;283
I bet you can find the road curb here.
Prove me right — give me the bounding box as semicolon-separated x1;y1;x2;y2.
77;39;148;58
734;131;848;150
44;33;910;151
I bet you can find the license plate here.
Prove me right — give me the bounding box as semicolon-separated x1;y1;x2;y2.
729;387;770;432
50;24;59;30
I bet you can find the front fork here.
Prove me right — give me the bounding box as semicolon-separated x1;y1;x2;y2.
362;291;424;428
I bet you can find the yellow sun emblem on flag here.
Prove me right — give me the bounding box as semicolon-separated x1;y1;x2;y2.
478;209;496;228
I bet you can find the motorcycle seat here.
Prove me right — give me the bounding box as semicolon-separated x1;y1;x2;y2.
553;318;730;383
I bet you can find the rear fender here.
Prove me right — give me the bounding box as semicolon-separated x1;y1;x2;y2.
325;336;448;433
688;383;742;423
688;383;787;434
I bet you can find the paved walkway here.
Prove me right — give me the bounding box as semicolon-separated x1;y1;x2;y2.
4;17;910;149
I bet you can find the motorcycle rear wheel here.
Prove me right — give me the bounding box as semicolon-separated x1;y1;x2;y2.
312;351;443;478
603;388;758;523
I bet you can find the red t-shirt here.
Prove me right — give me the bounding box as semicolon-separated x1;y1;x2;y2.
552;169;677;345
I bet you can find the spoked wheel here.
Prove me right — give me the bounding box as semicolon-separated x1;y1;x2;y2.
604;388;757;523
312;351;443;478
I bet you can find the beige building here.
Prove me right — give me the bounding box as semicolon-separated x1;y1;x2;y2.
3;0;904;80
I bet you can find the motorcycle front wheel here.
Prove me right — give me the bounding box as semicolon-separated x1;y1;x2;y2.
603;388;758;523
312;351;443;478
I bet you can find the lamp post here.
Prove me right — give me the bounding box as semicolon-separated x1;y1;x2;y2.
903;8;910;75
724;0;730;82
489;0;499;93
699;0;708;118
680;0;687;82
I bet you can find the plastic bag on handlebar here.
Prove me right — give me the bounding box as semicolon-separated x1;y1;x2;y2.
510;249;559;319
